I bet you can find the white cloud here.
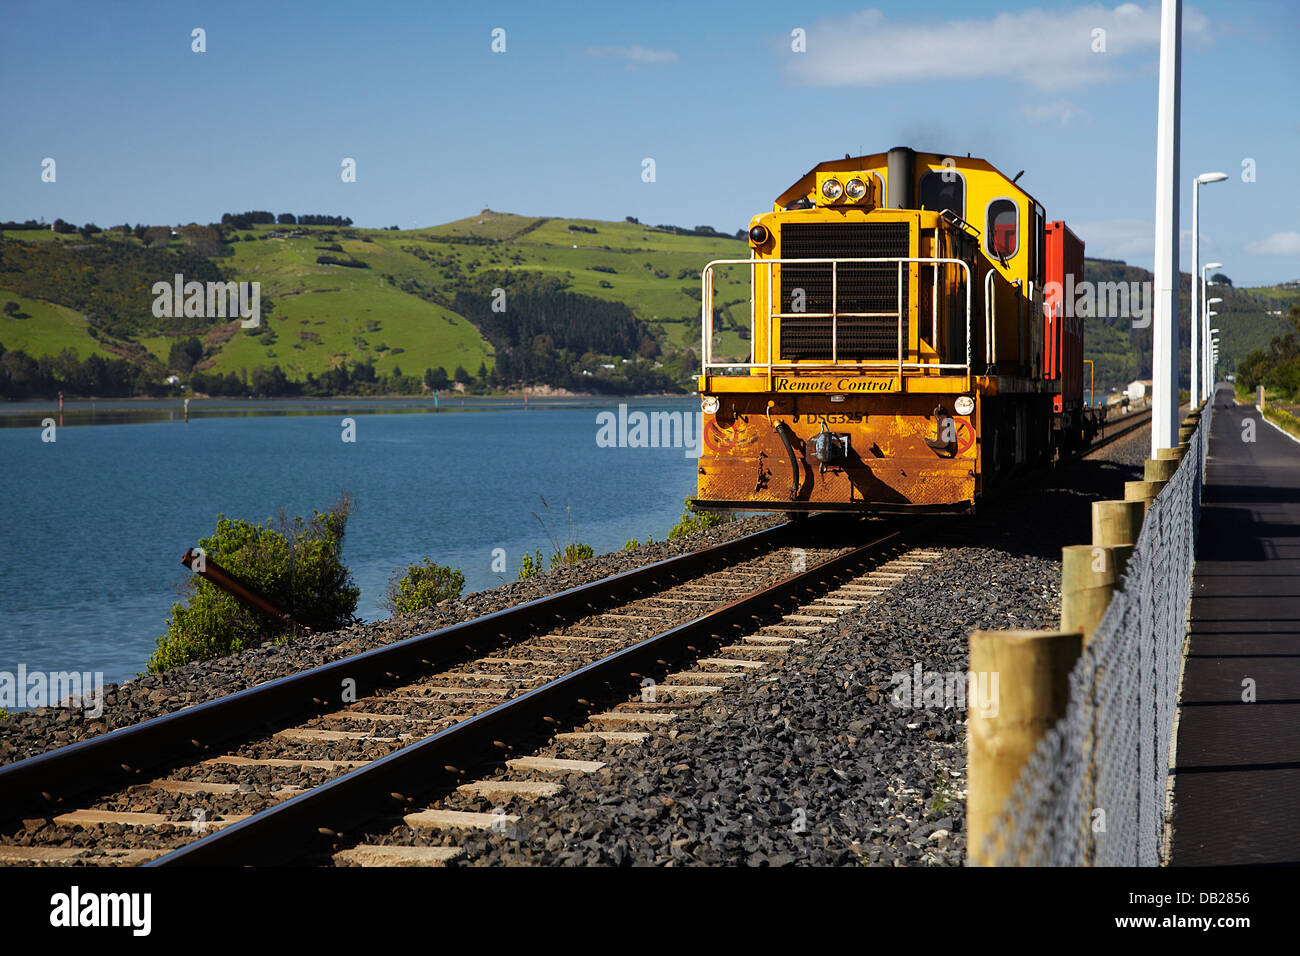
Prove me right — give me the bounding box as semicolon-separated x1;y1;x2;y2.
1244;231;1300;256
585;46;679;67
786;4;1209;91
1019;99;1090;126
1072;218;1153;261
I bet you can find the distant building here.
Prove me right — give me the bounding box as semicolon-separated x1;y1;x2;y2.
1126;379;1153;401
165;375;180;385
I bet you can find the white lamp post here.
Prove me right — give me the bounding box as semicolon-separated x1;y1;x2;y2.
1202;262;1223;401
1205;299;1223;393
1151;0;1183;455
1206;313;1219;392
1191;173;1228;406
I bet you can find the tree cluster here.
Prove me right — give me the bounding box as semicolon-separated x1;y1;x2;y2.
220;211;353;229
451;273;677;392
1238;304;1300;397
0;345;166;399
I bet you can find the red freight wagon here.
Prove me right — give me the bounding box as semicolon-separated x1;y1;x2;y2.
1044;220;1086;419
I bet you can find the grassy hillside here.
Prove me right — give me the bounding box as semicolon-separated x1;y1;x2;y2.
1081;258;1298;390
0;290;116;360
1;212;749;395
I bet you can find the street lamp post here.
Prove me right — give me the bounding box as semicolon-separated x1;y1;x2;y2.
1209;326;1221;389
1191;173;1228;406
1151;0;1183;456
1206;299;1223;393
1205;307;1220;395
1202;262;1223;401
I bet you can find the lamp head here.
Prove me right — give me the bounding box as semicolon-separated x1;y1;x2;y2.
1205;262;1223;272
1196;172;1229;184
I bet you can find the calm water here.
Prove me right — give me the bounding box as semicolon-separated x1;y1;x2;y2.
0;401;700;686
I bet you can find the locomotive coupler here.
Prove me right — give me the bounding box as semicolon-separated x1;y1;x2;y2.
926;405;958;457
809;421;851;474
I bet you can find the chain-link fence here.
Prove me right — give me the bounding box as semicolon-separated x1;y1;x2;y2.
981;407;1211;865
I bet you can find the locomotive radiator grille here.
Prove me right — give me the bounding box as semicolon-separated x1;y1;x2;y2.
778;222;910;360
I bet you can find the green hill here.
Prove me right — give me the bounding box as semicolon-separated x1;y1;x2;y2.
4;213;1291;399
1;212;749;398
1081;257;1298;390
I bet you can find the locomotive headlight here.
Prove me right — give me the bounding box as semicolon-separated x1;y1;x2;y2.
954;395;975;416
821;178;844;201
844;178;867;201
701;395;720;415
748;224;770;245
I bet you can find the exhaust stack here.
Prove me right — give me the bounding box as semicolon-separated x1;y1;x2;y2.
886;146;915;209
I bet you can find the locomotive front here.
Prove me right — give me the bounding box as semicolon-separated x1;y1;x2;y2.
692;146;1060;514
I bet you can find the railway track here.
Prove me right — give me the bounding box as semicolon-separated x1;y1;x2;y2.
0;517;888;866
144;520;923;866
325;545;945;867
1086;406;1152;455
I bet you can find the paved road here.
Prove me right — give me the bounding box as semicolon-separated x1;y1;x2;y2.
1170;386;1300;865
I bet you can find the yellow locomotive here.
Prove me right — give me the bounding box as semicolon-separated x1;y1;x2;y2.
693;146;1080;514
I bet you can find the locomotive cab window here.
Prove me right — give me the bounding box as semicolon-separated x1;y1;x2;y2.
919;170;965;220
987;198;1018;259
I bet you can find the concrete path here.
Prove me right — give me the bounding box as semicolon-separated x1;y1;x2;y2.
1170;385;1300;865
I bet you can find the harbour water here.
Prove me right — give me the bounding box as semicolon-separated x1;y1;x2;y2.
0;398;702;687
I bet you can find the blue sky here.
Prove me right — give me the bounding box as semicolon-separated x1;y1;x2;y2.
1;0;1296;286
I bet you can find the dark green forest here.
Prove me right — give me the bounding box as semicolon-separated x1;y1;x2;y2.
452;273;682;393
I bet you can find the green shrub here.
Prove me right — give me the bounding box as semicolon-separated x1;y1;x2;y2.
622;539;640;551
667;497;725;540
527;496;595;570
0;708;8;721
552;542;594;567
383;558;464;614
517;550;545;580
1265;404;1300;439
148;496;359;673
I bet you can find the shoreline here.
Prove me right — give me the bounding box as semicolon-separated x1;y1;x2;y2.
0;393;699;427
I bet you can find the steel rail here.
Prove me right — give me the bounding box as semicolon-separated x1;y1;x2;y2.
1085;408;1153;456
148;520;910;866
0;520;801;819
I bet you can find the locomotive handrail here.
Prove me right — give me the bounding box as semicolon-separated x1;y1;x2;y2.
939;207;981;238
699;256;973;382
984;268;996;366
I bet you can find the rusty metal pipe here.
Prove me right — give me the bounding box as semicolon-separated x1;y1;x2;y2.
773;422;801;500
181;548;307;631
